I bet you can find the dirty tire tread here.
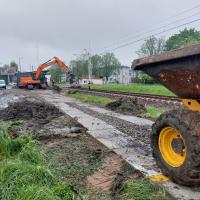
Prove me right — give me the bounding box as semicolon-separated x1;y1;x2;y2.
151;108;200;186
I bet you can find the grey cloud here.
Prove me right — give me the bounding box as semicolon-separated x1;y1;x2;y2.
0;0;199;69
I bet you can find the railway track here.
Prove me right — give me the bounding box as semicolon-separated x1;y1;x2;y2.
69;87;181;104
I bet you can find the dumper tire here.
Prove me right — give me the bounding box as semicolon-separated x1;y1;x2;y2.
151;108;200;186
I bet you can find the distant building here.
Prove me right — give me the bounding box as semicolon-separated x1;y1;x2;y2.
45;75;51;85
108;66;133;84
60;74;67;82
79;77;103;85
0;67;17;84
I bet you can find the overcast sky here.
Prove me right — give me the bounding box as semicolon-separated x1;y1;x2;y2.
0;0;200;71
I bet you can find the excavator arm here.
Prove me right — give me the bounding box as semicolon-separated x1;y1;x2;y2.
34;56;71;80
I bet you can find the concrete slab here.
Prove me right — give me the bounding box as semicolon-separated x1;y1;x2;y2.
50;102;115;131
88;129;126;139
73;101;153;126
78;117;115;131
90;131;132;149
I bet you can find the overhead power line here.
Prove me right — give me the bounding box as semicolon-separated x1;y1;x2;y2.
97;11;200;53
166;3;200;19
101;18;200;53
96;3;200;53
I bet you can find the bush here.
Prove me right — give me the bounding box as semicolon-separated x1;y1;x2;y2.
140;72;156;84
131;72;156;84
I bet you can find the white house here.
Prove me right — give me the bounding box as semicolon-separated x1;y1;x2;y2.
108;66;133;84
79;77;103;85
45;75;51;84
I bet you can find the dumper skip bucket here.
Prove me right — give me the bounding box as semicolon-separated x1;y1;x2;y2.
132;44;200;99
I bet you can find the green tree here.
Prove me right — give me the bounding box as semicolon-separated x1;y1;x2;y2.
90;54;102;77
69;52;121;79
10;61;18;71
3;61;18;70
101;52;121;80
140;72;156;84
136;36;165;83
165;28;200;51
50;64;65;83
10;61;18;68
70;50;90;78
136;36;166;57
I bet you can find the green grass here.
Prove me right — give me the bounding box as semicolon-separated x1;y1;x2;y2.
47;149;101;191
68;92;113;106
83;83;175;96
0;122;171;199
144;106;165;118
0;123;76;200
120;179;168;200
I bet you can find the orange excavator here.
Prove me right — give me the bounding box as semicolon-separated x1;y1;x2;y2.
17;57;73;89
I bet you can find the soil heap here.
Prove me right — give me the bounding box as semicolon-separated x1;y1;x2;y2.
106;97;146;115
0;96;86;136
0;97;63;123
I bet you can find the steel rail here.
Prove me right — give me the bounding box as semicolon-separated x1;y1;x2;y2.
69;87;181;103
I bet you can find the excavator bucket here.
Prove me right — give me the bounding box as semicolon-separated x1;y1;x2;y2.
132;44;200;99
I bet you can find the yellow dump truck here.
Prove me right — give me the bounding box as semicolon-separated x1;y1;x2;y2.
132;44;200;186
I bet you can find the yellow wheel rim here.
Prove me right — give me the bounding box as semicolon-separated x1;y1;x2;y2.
159;127;186;167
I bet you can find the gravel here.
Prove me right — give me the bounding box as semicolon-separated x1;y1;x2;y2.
67;102;152;155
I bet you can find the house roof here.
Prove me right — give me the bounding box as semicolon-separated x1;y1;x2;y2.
0;67;17;74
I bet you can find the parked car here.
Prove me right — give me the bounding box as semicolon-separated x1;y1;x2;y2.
0;80;6;89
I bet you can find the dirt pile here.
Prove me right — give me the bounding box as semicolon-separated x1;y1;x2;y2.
0;97;63;124
0;96;87;138
106;97;146;115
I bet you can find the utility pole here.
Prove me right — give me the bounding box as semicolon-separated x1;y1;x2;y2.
88;41;93;82
88;53;92;82
36;43;40;66
7;73;10;84
18;57;23;72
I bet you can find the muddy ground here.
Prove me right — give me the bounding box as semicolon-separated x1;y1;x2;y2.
106;97;146;116
0;92;138;199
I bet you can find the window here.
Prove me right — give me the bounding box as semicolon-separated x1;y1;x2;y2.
0;80;5;84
